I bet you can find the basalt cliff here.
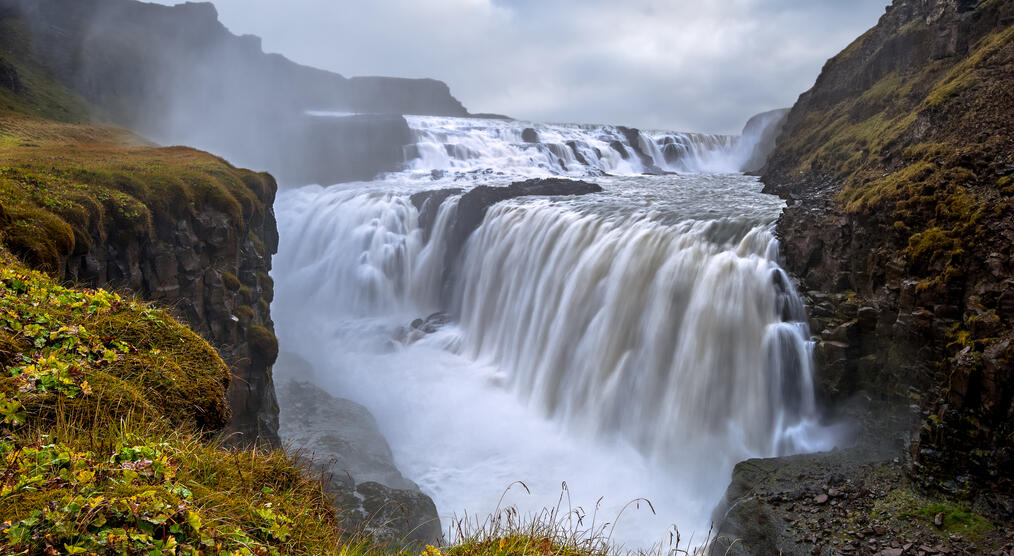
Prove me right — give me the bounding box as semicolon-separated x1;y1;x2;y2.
717;0;1014;553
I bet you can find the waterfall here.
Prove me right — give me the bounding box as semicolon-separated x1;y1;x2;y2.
396;116;754;180
272;168;836;547
453;201;819;461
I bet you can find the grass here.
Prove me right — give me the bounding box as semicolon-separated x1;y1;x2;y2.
870;487;994;541
0;114;276;275
435;482;718;556
0;250;348;554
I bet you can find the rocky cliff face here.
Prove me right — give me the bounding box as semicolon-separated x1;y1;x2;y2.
740;108;789;174
762;0;1013;517
61;170;281;447
0;132;282;447
3;0;469;184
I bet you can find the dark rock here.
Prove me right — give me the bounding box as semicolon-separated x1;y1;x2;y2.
55;168;281;447
566;141;589;165
521;127;539;143
410;188;463;242
276;376;442;547
277;377;420;492
616;126;663;173
343;482;442;548
750;0;1014;539
0;58;21;92
435;178;601;293
740;108;790;174
609;140;629;159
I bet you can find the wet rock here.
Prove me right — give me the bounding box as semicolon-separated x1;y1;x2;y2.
0;59;21;92
398;312;453;345
521;127;539;143
344;482;442;548
609;140;629;159
276;377;442;546
430;178;602;291
410;188;463;242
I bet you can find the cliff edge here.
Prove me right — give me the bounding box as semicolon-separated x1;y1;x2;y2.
717;1;1014;553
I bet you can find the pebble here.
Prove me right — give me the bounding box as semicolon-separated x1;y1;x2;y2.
815;493;829;504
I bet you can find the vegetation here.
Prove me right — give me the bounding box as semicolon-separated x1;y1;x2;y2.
870;487;994;540
0;249;706;556
0;115;276;275
0;251;349;554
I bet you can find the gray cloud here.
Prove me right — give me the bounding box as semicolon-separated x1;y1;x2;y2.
149;0;889;133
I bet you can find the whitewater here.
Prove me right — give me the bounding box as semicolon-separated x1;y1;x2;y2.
270;115;840;549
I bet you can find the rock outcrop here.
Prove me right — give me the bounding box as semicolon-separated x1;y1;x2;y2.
739;108;789;174
410;178;603;292
62;173;281;447
719;0;1014;550
3;0;469;184
0;138;281;447
275;356;442;547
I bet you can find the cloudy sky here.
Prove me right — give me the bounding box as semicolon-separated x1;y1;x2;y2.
153;0;890;134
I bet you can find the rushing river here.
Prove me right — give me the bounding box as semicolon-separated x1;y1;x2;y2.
270;115;839;549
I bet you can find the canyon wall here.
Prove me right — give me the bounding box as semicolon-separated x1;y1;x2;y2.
764;0;1013;511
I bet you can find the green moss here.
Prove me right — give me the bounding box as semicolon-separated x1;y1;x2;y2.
871;487;994;540
0;251;352;554
841;159;936;212
0;256;230;430
235;305;256;325
908;504;994;536
906;227;957;268
925;26;1014;108
248;325;279;364
221;270;241;292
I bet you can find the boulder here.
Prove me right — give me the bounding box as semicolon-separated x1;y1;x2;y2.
276;377;442;546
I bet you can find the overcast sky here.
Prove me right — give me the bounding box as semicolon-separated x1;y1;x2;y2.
152;0;890;134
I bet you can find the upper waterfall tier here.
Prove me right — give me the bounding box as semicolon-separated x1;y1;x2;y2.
400;116;755;180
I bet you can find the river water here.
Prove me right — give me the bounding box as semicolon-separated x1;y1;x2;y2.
270;115;839;549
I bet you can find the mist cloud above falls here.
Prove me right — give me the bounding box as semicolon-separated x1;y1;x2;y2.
148;0;889;134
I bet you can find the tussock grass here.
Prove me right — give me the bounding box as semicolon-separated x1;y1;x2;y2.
438;482;718;556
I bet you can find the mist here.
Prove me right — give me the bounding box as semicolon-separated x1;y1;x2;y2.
148;0;891;134
10;0;469;184
10;0;890;185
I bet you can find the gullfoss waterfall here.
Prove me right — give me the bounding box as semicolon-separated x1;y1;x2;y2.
271;116;838;548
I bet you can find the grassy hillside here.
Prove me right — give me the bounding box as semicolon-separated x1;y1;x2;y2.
0;251;348;554
0;113;275;276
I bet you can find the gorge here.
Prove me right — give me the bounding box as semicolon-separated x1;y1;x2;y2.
0;0;1012;554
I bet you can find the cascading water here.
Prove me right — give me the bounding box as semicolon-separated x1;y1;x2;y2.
271;116;839;549
396;115;749;178
454;202;820;461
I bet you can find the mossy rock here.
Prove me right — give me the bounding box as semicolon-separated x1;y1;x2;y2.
248;324;279;364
